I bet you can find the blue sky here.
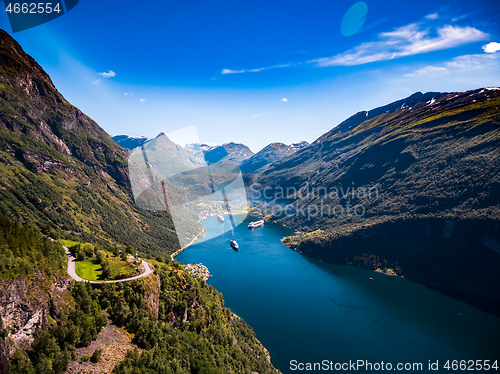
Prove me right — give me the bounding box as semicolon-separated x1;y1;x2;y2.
1;0;500;152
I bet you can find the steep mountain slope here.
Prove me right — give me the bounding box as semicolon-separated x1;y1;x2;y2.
0;29;179;256
252;89;500;311
112;135;150;151
240;141;309;174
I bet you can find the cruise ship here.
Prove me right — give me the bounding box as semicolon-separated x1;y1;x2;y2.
248;219;264;229
217;214;225;223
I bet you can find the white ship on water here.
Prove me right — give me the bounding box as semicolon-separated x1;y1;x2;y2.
248;220;264;229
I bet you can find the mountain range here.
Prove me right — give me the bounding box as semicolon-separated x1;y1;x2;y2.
112;136;309;174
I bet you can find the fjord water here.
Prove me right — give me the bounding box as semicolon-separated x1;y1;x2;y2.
176;216;500;373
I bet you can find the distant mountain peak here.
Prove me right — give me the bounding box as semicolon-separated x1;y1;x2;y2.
240;140;309;174
290;141;309;149
112;135;151;151
204;142;254;165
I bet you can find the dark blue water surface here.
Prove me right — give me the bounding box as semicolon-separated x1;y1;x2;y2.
177;216;500;373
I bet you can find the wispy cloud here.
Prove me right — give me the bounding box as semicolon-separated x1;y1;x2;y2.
222;69;249;74
404;52;500;77
98;70;116;78
281;98;288;102
483;42;500;53
139;99;146;103
311;24;488;67
221;64;290;75
92;79;101;84
404;66;448;77
425;13;439;20
124;93;134;96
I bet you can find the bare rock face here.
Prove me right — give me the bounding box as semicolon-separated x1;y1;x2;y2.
0;339;15;374
140;274;160;319
0;274;71;373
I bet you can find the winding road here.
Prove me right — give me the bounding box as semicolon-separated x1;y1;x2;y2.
64;245;153;284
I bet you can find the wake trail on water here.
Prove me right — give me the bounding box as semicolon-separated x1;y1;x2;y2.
222;188;236;239
207;164;235;240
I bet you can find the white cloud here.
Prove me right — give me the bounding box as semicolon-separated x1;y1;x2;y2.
311;24;489;67
98;70;116;78
425;13;439;20
140;99;146;103
281;98;288;102
124;93;128;95
92;79;101;84
221;64;290;75
482;42;500;53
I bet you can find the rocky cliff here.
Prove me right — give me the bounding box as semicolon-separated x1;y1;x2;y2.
0;273;71;373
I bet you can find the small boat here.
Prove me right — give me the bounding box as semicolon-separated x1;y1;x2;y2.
217;214;225;223
230;239;239;250
248;219;264;229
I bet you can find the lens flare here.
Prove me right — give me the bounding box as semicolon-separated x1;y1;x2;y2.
341;2;368;37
